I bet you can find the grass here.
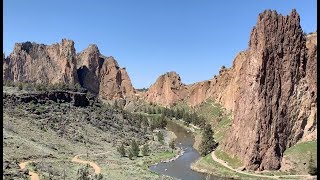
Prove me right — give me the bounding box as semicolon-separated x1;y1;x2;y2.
191;154;274;180
26;160;86;180
195;100;224;124
215;149;242;169
193;99;232;143
280;140;317;174
3;94;177;180
213;115;231;143
171;101;191;112
283;141;317;156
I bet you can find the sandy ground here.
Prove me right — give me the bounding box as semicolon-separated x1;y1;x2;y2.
19;161;40;180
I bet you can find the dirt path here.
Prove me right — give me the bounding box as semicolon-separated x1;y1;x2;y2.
71;153;109;175
211;151;315;179
19;161;40;180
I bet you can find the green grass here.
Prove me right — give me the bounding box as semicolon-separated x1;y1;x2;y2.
171;101;191;112
283;141;317;156
191;154;274;180
140;151;176;170
281;140;317;174
27;160;86;180
195;100;223;124
193;99;232;143
213;115;231;143
215;149;242;169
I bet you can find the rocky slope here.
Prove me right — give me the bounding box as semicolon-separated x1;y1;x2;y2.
145;9;317;171
3;40;135;100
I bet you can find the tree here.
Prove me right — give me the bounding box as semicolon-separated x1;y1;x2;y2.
117;144;126;157
77;164;90;180
131;140;140;157
159;114;168;128
18;82;23;90
142;144;151;156
93;174;103;180
169;140;175;152
157;131;164;144
199;124;217;156
308;154;317;175
183;113;191;125
128;149;134;160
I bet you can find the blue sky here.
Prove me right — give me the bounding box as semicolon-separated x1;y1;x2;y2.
4;0;317;88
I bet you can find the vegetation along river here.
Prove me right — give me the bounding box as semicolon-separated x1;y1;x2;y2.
149;121;229;180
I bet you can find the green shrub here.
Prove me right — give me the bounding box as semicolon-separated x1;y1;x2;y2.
142;144;151;156
308;154;317;175
117;144;126;157
169;140;175;150
157;131;164;144
77;164;90;180
130;140;140;157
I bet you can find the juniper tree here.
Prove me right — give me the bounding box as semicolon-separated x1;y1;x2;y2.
131;140;140;157
157;131;164;144
142;144;151;156
169;140;175;152
117;144;126;157
199;124;217;156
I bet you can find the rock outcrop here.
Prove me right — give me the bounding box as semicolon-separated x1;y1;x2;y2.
4;39;79;85
219;9;317;171
76;44;104;94
145;71;188;106
3;91;90;107
3;40;135;100
98;57;136;99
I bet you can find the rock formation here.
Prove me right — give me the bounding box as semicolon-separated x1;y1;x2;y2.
3;40;135;100
3;91;90;107
76;44;104;94
3;39;79;85
145;71;188;106
220;9;317;171
98;57;136;99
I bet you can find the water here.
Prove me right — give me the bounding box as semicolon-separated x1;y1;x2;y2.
149;121;228;180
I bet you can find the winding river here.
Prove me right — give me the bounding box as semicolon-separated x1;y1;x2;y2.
149;121;228;180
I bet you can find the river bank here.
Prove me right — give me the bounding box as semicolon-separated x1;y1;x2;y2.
149;120;223;180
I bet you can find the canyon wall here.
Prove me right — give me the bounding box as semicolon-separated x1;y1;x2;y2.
3;40;135;100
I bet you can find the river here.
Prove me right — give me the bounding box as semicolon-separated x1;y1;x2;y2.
149;121;230;180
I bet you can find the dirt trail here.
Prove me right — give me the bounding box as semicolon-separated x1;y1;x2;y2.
211;151;316;179
71;153;107;174
19;161;40;180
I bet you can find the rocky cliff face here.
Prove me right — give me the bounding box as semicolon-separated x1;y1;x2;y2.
220;9;317;170
144;9;317;171
98;57;136;99
3;40;135;100
145;71;188;106
76;44;104;94
3;39;79;85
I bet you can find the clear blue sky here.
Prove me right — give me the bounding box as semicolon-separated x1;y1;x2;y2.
4;0;317;89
